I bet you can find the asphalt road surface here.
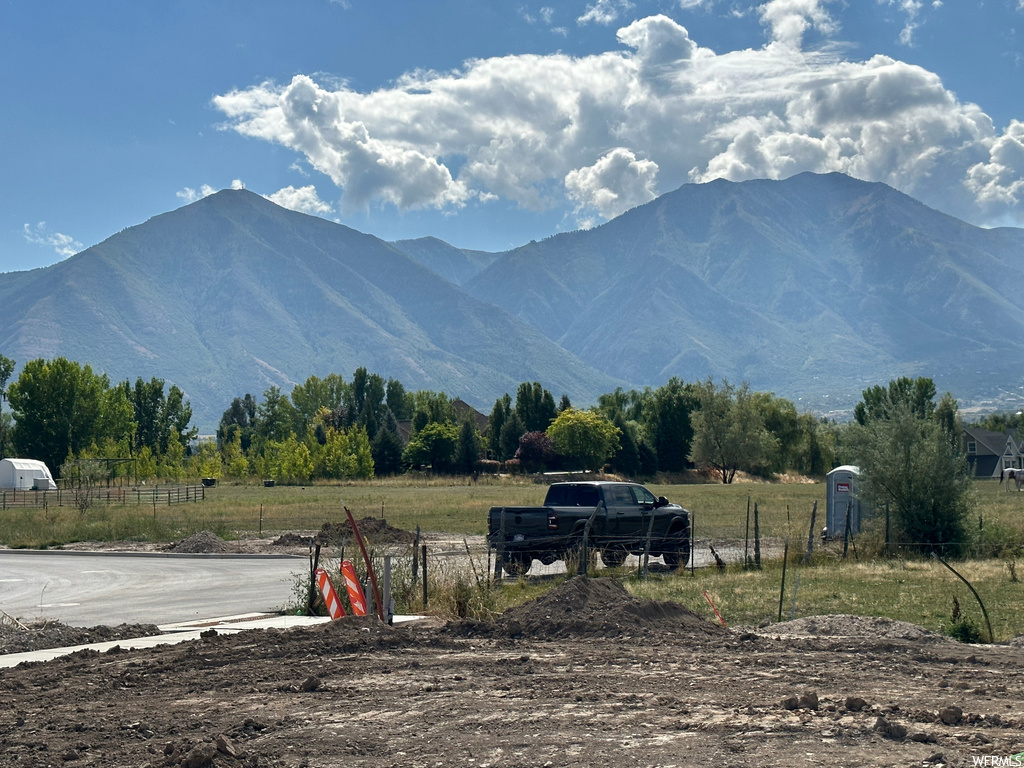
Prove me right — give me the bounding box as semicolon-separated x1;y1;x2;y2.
0;550;306;626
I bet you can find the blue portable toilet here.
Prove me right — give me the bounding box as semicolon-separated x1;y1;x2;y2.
825;465;863;538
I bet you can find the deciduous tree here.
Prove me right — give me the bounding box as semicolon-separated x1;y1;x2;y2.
546;409;620;472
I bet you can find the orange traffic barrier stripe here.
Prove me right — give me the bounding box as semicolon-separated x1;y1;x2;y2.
341;560;368;616
315;567;346;620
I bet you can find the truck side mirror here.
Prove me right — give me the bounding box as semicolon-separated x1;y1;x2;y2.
656;496;669;508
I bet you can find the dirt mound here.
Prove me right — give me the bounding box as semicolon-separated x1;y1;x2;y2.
0;620;163;655
764;614;947;643
166;530;229;553
273;518;416;549
452;576;726;640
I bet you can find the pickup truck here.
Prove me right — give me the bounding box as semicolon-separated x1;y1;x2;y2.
487;481;691;576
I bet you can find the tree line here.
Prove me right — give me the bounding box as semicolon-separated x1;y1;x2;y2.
0;355;196;481
0;353;978;492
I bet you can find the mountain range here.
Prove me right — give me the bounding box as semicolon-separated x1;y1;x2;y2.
2;172;1023;432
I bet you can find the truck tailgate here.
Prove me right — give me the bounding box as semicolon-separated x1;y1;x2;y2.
488;506;553;539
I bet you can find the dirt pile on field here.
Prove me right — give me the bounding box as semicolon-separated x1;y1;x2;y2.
0;620;163;654
764;614;950;643
272;518;416;549
452;576;727;640
165;530;230;553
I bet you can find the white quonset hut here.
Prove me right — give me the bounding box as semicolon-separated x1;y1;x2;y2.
825;465;864;538
0;458;57;490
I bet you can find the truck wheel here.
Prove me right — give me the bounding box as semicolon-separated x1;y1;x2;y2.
662;527;691;568
503;552;532;576
600;548;626;568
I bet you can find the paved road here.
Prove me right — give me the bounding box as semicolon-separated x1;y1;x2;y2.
0;550;307;627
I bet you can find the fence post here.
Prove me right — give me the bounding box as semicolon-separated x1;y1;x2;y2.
884;501;891;556
804;500;817;564
843;501;852;559
744;496;751;570
493;508;506;582
777;539;789;622
641;510;656;580
413;526;420;586
753;502;761;569
383;556;393;625
421;543;428;609
690;511;695;577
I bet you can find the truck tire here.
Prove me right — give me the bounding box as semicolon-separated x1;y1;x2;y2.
661;525;691;569
600;547;626;568
503;551;533;576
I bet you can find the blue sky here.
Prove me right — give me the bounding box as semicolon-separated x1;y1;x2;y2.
2;0;1023;273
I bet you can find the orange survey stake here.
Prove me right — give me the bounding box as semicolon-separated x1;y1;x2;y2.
315;567;346;620
341;560;368;616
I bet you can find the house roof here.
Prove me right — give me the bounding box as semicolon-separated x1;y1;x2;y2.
962;426;1019;456
452;399;489;433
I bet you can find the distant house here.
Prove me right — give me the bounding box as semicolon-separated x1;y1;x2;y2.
962;426;1024;477
395;399;490;448
451;399;490;434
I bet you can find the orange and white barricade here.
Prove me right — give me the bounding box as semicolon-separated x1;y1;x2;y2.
341;560;368;616
315;567;346;620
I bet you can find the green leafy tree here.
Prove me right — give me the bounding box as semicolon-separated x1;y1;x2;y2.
222;431;249;477
455;419;483;474
218;394;257;452
255;386;298;445
0;354;15;459
609;412;641;477
192;441;223;479
8;358;110;476
291;373;347;432
546;408;620;472
158;437;187;480
408;390;455;426
385;378;410;420
854;376;936;425
488;394;512;460
275;435;314;483
371;419;404;476
849;397;973;554
515;382;557;433
498;410;525;462
688;380;778;483
643;378;699;473
790;414;838;477
403;421;459;472
752;391;799;473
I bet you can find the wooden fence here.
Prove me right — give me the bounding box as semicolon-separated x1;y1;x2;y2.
0;484;206;510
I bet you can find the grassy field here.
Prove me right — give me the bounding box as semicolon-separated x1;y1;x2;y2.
5;474;1024;639
3;474;1023;549
627;555;1024;642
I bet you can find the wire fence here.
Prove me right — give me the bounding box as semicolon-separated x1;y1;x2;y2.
0;484;207;510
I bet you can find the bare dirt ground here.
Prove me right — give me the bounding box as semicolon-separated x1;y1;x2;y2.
2;568;1024;768
3;529;1023;766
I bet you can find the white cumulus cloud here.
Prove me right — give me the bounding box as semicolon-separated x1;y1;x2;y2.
212;13;1024;229
566;148;659;222
22;223;82;259
265;185;334;215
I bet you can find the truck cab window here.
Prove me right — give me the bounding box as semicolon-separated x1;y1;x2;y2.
631;486;656;507
606;485;636;507
571;486;600;506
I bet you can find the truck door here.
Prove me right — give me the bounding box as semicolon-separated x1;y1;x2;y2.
604;483;640;542
629;484;659;541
